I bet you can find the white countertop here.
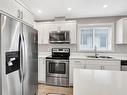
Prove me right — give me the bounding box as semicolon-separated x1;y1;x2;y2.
70;53;127;60
38;52;51;58
74;69;127;95
70;56;120;61
38;52;127;60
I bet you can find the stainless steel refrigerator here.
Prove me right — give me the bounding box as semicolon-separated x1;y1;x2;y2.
0;14;38;95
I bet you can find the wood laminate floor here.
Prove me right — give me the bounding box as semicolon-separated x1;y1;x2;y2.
38;84;73;95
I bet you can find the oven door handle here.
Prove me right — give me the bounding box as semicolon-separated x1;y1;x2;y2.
46;59;69;63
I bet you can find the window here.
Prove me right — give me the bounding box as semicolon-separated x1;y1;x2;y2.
78;24;113;51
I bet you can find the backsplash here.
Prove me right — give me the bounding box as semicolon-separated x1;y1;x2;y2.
38;44;127;54
38;44;76;52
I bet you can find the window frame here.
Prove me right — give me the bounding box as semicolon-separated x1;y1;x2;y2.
77;23;114;52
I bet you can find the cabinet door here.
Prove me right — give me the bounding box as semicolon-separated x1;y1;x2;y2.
103;66;120;71
0;0;19;18
34;22;44;44
123;19;127;43
85;64;102;70
116;18;127;44
0;0;34;26
21;7;34;26
70;60;84;85
43;23;51;44
62;22;77;44
15;0;34;26
49;23;61;31
35;22;52;44
38;58;46;83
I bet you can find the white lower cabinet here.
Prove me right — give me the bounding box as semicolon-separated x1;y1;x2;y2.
69;59;121;86
86;65;120;71
38;57;46;83
85;64;102;70
70;63;84;85
69;60;86;85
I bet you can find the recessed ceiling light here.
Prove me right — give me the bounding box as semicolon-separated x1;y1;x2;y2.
67;8;72;11
103;4;108;8
38;10;42;13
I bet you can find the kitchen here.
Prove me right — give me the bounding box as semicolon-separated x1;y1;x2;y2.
0;0;127;95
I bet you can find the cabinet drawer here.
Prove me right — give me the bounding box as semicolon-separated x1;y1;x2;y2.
86;60;120;66
103;65;120;71
70;60;86;65
101;61;120;66
85;64;102;70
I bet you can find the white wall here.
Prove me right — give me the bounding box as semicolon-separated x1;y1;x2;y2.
38;16;127;54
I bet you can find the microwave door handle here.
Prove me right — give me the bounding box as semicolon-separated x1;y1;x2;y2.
64;32;66;40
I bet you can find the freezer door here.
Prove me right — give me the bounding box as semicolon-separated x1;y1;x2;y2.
22;24;38;95
1;15;22;95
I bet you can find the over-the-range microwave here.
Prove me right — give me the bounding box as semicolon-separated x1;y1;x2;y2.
49;31;70;44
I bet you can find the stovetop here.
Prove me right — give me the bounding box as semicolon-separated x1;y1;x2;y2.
46;48;70;60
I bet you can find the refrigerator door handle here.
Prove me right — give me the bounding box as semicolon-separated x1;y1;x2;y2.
18;34;24;83
19;66;23;83
21;33;26;82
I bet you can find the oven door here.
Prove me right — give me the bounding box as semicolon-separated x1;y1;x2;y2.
46;59;69;78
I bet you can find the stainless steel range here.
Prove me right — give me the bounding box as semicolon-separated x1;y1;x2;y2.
46;48;70;87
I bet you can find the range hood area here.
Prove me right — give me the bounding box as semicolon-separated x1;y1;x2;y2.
49;30;70;44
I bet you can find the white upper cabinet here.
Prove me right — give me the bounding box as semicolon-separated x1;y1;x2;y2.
20;6;34;26
0;0;18;17
34;21;77;44
43;23;52;44
116;18;127;44
0;0;34;26
62;21;77;44
34;22;50;44
34;22;44;44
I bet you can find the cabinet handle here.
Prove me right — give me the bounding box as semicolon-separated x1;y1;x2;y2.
101;66;103;70
74;61;81;63
101;66;104;70
17;10;20;18
103;66;105;70
75;61;80;62
20;11;23;19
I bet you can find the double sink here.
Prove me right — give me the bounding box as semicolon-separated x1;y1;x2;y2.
87;55;112;59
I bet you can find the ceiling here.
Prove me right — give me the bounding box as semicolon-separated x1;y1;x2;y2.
20;0;127;20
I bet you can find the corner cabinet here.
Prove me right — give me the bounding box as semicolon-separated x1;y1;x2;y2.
34;21;77;44
0;0;34;26
38;57;46;83
116;18;127;44
69;59;121;86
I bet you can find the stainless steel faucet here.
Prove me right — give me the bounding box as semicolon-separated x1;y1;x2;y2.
94;46;98;58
